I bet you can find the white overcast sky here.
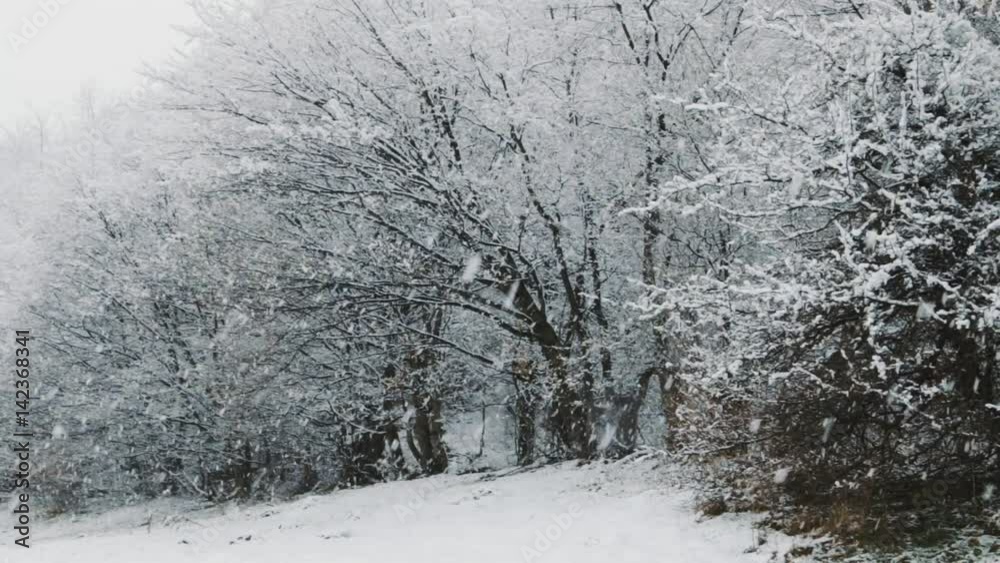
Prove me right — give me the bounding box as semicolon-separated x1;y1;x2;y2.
1;0;197;126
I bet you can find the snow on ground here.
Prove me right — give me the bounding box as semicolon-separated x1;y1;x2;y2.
1;455;799;563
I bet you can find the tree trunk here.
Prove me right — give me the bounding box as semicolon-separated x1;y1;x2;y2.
512;359;538;465
381;418;406;477
604;368;656;457
641;205;686;449
232;440;254;499
657;368;685;448
380;365;407;478
401;341;449;475
545;349;593;458
342;425;388;486
408;392;448;475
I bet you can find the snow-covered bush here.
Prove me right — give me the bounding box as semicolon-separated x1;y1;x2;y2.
645;5;1000;532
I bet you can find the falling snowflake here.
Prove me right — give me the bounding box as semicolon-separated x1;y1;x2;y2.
461;255;481;282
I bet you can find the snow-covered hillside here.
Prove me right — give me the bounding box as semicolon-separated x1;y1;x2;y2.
2;456;797;563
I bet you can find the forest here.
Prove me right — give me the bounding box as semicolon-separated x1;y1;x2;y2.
2;0;1000;559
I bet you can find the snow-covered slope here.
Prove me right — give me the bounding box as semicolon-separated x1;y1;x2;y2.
3;455;797;562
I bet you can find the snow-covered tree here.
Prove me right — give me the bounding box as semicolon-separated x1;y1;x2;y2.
642;3;1000;524
150;0;743;461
